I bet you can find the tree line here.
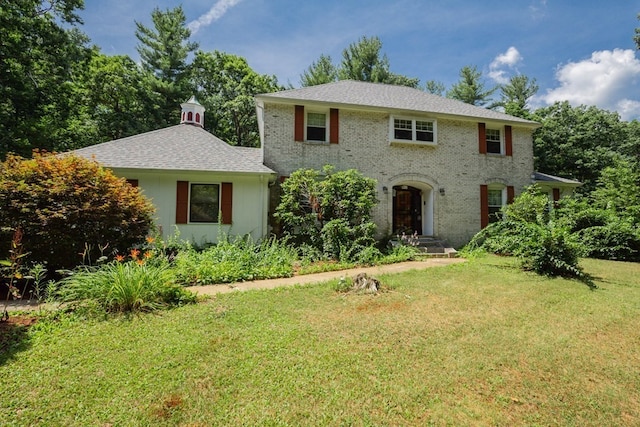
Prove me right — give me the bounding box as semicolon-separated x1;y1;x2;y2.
1;1;282;155
2;1;640;196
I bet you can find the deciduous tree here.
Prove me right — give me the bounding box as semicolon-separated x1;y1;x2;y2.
191;51;281;146
532;102;626;191
0;0;93;158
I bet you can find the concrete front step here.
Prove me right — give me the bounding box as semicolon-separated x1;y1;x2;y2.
390;235;458;258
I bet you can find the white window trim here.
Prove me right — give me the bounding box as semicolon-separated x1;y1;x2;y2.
389;115;437;146
486;127;505;155
305;109;329;143
487;184;507;223
188;182;221;224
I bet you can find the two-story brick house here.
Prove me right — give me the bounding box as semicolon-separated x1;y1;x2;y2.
256;80;542;248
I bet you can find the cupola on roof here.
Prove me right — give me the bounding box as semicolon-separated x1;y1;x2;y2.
180;95;205;127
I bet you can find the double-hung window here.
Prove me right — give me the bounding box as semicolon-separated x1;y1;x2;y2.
391;116;436;145
487;187;505;223
189;183;220;223
306;112;327;142
486;128;502;154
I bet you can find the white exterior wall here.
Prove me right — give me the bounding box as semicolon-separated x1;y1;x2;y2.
262;104;535;248
113;168;271;245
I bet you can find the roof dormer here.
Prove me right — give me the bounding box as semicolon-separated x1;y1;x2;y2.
180;95;205;128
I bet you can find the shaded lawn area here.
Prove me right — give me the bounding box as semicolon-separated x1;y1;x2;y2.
1;256;639;426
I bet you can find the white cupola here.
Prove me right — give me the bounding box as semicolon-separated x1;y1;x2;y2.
180;95;205;127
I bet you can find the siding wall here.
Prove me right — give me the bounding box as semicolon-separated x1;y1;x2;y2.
112;168;270;245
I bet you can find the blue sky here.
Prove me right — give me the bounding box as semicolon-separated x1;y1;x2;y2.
79;0;640;120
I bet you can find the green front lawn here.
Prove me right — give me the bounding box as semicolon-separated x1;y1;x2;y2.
2;256;639;426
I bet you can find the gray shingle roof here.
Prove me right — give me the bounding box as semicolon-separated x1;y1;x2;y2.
257;80;539;127
72;124;275;174
533;172;582;186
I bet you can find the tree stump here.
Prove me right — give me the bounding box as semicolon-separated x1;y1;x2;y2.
351;273;381;293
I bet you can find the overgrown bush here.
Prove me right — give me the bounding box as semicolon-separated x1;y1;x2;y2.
174;235;297;285
0;152;155;271
466;186;585;279
275;165;378;262
555;176;640;262
576;219;640;261
56;254;196;315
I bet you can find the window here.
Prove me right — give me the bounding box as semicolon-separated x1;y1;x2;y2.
306;112;327;141
394;119;412;140
481;184;514;228
416;120;434;142
486;128;501;154
189;184;219;223
391;117;436;144
487;188;505;223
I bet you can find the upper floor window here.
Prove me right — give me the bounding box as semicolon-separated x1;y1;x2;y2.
479;123;512;156
295;105;339;144
306;112;327;142
391;116;436;145
486;128;502;154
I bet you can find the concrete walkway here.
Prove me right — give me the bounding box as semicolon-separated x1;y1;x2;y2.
4;258;465;311
185;257;465;297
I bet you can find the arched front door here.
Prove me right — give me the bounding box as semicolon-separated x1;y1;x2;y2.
393;186;423;235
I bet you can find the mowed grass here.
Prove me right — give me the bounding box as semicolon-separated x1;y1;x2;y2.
1;256;639;426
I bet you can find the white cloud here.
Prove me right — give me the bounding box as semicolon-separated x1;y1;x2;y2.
529;0;548;20
188;0;243;35
489;46;522;84
539;49;640;120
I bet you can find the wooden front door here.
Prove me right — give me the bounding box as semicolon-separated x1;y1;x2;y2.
393;186;422;234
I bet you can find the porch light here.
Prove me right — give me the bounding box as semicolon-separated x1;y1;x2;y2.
439;187;445;196
382;186;388;194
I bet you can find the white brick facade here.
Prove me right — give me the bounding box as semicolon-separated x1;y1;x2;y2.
258;84;537;248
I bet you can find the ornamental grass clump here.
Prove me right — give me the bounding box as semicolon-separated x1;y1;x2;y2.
56;250;196;315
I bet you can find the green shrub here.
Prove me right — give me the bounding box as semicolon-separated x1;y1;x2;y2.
577;219;640;261
466;185;585;279
378;243;419;264
56;256;196;315
0;152;155;271
321;218;377;262
174;236;297;285
275;165;378;261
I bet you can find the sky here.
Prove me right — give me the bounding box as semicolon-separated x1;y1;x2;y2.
79;0;640;120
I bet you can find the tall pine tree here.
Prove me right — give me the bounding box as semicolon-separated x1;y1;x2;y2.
135;6;198;128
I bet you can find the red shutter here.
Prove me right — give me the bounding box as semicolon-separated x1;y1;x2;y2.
294;105;304;141
553;188;560;202
480;185;489;228
279;175;289;183
507;186;515;204
221;182;233;225
478;123;487;154
505;125;513;156
330;108;339;144
126;179;139;188
176;181;189;224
